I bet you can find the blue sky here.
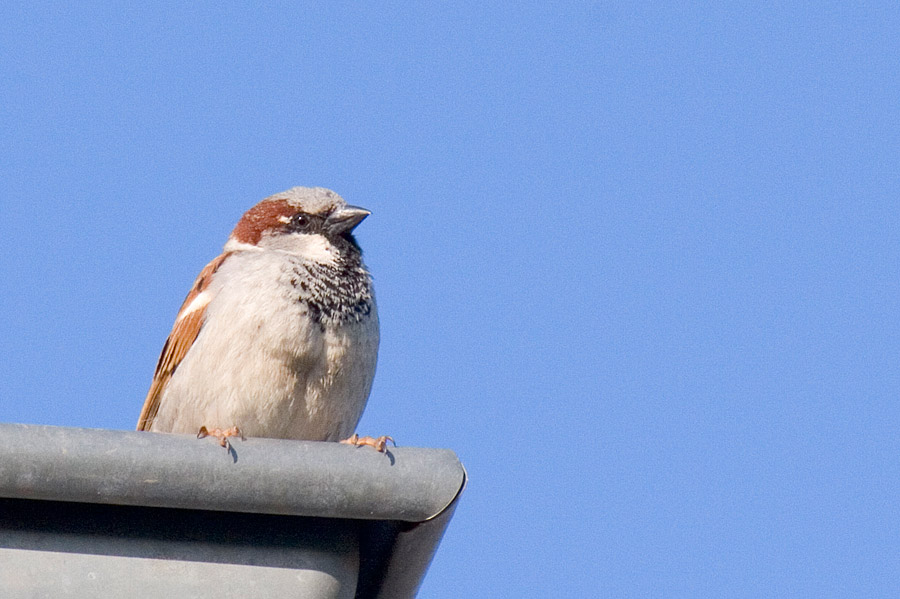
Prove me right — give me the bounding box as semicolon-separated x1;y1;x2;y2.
2;3;899;596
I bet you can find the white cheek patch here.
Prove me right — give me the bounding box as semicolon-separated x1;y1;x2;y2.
177;291;212;320
223;239;262;253
288;233;336;264
225;231;338;263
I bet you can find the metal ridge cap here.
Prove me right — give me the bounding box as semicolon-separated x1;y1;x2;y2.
369;466;468;598
0;422;465;522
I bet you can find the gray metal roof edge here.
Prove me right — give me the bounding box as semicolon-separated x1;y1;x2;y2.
0;422;465;523
373;465;468;598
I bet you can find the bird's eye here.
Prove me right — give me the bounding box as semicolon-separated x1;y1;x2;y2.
291;213;310;229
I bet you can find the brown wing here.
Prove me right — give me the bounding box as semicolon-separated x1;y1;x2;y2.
136;252;233;431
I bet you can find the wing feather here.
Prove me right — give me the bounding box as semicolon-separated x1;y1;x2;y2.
136;252;232;431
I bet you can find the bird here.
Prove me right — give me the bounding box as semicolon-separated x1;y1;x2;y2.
137;186;387;450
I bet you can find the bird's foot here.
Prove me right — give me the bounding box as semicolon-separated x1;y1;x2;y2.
197;426;245;450
340;433;395;452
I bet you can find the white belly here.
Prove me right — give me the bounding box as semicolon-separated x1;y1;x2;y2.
149;252;379;441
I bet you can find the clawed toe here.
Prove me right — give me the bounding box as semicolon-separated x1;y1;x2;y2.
197;426;245;450
340;433;395;452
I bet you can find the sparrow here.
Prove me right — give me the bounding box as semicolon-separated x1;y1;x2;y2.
137;186;384;449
